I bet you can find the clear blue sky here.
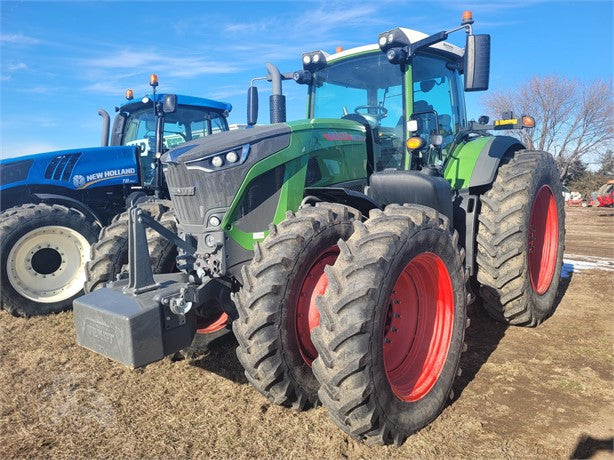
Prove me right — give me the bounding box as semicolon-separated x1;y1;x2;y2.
1;0;612;159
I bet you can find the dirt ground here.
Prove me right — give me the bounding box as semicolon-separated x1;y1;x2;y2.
1;206;613;459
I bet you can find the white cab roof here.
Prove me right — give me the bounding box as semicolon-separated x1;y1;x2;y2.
327;28;463;63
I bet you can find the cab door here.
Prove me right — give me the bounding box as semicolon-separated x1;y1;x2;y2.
408;52;467;169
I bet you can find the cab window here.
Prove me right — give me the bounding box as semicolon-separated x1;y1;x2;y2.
411;53;465;163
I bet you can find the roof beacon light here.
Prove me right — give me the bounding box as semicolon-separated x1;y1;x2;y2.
149;73;159;87
461;10;474;26
125;89;134;100
336;46;344;53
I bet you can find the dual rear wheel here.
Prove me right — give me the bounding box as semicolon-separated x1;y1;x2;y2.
234;203;467;444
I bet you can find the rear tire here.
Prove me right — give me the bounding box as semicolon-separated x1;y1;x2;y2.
233;203;359;409
476;150;565;326
311;205;467;445
0;203;99;317
84;201;177;292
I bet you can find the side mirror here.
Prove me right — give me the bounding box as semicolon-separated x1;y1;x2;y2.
163;94;177;113
464;34;490;92
247;86;258;126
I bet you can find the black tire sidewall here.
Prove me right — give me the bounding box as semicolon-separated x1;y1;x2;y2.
367;227;466;434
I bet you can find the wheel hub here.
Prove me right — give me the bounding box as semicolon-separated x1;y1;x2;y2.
30;247;63;275
383;253;454;402
7;226;91;303
528;185;559;295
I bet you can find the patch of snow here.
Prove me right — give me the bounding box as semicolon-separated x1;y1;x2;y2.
562;253;614;277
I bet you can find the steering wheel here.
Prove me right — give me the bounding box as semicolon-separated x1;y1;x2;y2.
354;105;388;120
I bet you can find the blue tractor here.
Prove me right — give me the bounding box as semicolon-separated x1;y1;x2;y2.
0;75;232;317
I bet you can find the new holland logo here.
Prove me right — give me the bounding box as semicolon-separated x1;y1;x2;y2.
72;175;86;188
72;168;137;189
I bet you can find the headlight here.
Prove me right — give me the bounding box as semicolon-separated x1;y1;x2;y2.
226;151;238;163
184;144;251;173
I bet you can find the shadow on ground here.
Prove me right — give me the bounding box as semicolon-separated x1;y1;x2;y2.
453;272;573;401
570;434;614;459
186;332;248;385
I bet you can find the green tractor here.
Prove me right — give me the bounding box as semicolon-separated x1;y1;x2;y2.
74;11;565;445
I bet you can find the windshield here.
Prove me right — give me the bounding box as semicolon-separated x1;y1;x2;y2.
311;53;405;170
312;53;404;125
122;105;228;186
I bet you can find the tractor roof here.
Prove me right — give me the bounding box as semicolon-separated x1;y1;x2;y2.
327;28;463;64
121;94;232;113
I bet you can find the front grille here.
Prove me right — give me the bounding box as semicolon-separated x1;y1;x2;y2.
165;163;203;225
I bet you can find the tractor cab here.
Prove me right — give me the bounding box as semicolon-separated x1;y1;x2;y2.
107;86;232;189
298;26;475;178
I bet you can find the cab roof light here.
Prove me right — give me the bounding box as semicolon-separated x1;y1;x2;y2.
335;46;344;53
125;89;134;100
149;73;158;87
377;28;410;53
301;51;328;72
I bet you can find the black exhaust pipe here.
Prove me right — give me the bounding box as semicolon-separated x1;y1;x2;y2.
98;109;110;146
266;63;286;124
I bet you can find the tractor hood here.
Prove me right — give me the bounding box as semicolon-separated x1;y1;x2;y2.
0;145;139;190
162;119;366;229
162;124;291;165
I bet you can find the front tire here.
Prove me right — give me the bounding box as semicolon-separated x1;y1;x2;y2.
233;203;359;409
84;201;177;292
312;205;467;445
476;150;565;326
0;203;99;316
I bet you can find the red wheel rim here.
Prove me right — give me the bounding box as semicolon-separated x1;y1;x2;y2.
383;253;454;402
295;246;339;366
529;185;559;295
196;311;229;334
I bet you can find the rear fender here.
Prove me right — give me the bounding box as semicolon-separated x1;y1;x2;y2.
444;135;524;190
444;135;524;275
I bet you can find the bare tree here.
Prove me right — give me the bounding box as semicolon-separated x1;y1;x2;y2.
483;76;614;181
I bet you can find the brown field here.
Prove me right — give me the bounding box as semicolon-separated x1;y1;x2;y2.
1;206;613;459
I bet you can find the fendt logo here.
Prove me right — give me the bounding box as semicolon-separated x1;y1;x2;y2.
72;175;86;188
